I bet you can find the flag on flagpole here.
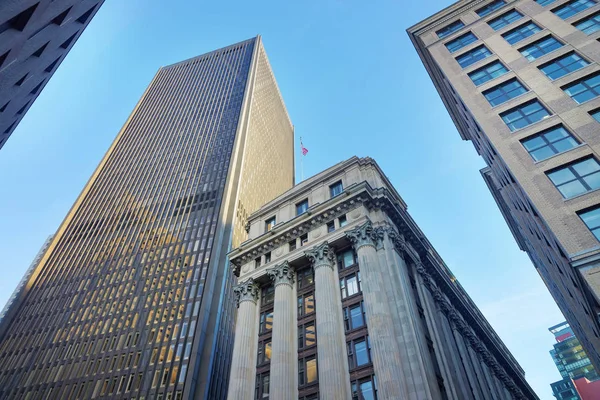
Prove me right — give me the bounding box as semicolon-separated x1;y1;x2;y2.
300;138;308;156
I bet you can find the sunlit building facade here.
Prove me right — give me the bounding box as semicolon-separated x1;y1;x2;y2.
0;0;104;149
409;0;600;370
227;156;538;400
0;36;294;399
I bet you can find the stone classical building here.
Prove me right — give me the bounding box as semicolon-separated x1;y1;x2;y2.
0;0;104;149
0;36;294;399
227;157;538;400
408;0;600;370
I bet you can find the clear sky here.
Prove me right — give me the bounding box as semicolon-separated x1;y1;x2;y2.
0;0;566;398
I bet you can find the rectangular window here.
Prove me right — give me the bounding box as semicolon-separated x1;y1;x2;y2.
289;239;297;251
300;234;308;247
520;36;563;61
351;377;378;400
468;60;509;85
262;286;275;305
259;311;273;334
255;374;269;399
590;109;600;122
483;78;528;106
299;356;318;386
547;157;600;198
552;0;596;19
489;9;523;30
502;22;542;44
340;272;361;299
456;45;492;68
264;252;271;264
500;100;551;131
298;322;316;349
521;125;579;161
265;216;276;232
296;199;309;215
298;293;315;316
348;337;372;369
256;340;271;365
344;302;366;331
476;0;506;17
327;221;335;232
574;11;600;34
579;206;600;240
564;72;600;103
339;215;348;227
436;20;465;38
338;249;356;269
536;0;557;5
329;180;343;197
539;52;589;80
445;32;478;53
255;257;261;268
297;268;314;289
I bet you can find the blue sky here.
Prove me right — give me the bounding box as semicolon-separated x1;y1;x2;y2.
0;0;565;398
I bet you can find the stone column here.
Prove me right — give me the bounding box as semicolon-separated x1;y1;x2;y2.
346;221;409;399
305;242;351;400
267;262;297;400
227;279;260;400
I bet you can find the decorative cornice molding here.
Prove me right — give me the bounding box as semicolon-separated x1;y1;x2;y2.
345;221;384;251
267;261;295;288
305;242;335;271
233;278;259;307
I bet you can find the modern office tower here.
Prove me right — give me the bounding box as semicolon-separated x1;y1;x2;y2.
549;321;600;400
0;235;53;324
0;36;294;400
227;156;537;400
0;0;104;150
408;0;600;370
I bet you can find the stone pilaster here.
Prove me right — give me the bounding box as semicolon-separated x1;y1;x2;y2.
305;242;351;400
267;261;297;400
227;279;260;400
346;221;409;398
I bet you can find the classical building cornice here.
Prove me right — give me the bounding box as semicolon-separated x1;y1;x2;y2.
266;261;295;288
233;278;259;307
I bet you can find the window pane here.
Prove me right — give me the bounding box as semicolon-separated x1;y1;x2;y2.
500;100;550;131
360;381;375;400
580;207;600;241
489;9;523;30
265;342;271;361
548;158;600;198
347;275;359;296
437;20;465;38
476;0;506;17
539;52;589;80
341;250;354;268
330;181;343;197
575;12;600;34
502;22;542;44
355;340;369;366
445;32;478;53
536;0;557;5
552;0;596;19
306;358;317;383
350;304;364;329
564;73;600;103
304;295;315;315
521;125;578;161
296;200;309;215
468;61;508;85
456;45;492;68
483;78;528;106
306;324;316;346
520;36;563;61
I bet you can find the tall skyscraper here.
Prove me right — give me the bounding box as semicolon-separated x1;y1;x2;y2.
548;321;599;400
408;0;600;370
0;0;104;150
0;36;294;400
227;156;538;400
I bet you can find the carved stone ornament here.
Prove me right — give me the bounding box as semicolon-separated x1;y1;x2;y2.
305;242;335;270
233;278;260;307
267;261;295;288
345;221;384;251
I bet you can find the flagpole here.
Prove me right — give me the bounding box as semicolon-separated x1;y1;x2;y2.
300;136;304;181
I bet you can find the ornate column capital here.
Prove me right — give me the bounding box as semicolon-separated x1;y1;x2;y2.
345;221;384;251
305;242;335;271
267;261;295;288
233;278;260;307
386;228;407;259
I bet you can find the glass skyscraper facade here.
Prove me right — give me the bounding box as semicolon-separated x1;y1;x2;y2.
0;36;294;399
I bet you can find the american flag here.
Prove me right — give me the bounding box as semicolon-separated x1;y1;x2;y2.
301;139;308;156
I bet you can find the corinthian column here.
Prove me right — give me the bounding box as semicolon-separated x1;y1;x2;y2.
346;221;409;399
227;279;260;400
305;242;351;400
267;261;297;400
